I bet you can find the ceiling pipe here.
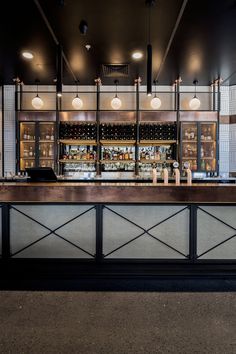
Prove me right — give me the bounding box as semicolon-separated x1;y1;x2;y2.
34;0;78;83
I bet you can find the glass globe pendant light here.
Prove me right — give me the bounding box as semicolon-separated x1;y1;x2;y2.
72;80;83;110
150;80;162;109
189;79;201;110
31;79;44;109
111;80;122;110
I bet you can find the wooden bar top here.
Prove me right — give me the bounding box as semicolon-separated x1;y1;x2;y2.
0;182;236;203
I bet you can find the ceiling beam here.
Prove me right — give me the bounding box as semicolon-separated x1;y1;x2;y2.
34;0;77;82
155;0;188;82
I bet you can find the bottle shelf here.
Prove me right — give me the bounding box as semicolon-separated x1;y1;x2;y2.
200;157;215;160
39;140;55;143
139;159;175;163
39;157;54;160
100;140;136;145
20;157;35;159
201;140;216;143
20;140;35;143
182;140;197;143
59;159;96;164
100;160;135;163
182;157;197;160
59;139;97;145
139;140;177;145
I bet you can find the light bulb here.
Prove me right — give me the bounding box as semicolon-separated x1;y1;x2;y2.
72;95;83;109
150;96;162;109
111;96;122;110
31;95;44;109
189;96;201;110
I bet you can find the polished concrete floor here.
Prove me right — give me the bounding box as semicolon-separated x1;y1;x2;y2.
0;291;236;354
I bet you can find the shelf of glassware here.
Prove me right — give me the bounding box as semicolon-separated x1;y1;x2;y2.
200;122;217;172
19;122;36;170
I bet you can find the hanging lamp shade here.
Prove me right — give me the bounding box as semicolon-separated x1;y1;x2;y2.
111;80;122;110
32;94;44;109
189;80;201;110
72;94;83;109
150;96;162;109
150;80;161;109
31;79;44;109
189;96;201;110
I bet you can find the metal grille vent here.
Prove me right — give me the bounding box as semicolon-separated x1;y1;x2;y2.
102;64;129;78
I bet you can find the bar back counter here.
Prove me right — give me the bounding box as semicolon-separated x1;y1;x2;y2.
1;182;236;288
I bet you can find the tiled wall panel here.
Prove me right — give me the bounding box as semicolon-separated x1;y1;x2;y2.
4;86;15;176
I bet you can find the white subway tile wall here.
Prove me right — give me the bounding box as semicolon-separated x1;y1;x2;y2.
4;86;15;176
220;86;229;116
0;87;2;176
230;85;236;115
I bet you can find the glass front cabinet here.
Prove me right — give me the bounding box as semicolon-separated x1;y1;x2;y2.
18;121;56;172
180;122;217;174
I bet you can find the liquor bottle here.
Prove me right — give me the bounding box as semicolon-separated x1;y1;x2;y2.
50;127;54;141
124;148;129;160
45;129;50;140
48;144;53;158
23;128;27;140
129;148;133;160
201;159;205;170
29;146;33;157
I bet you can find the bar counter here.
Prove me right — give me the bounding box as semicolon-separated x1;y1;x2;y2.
1;182;236;280
0;182;236;203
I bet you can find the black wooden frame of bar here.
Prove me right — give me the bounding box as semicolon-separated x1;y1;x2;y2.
1;202;236;282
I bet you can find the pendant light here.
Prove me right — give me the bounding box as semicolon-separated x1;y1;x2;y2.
189;80;201;110
150;80;162;109
72;80;83;109
56;45;63;97
111;80;122;110
31;79;44;109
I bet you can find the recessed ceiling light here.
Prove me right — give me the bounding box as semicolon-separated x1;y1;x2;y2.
132;51;143;60
22;51;34;60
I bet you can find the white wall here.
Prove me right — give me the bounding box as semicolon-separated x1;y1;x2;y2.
0;87;2;176
3;85;15;177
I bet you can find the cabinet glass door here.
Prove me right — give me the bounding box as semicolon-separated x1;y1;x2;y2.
181;123;198;171
20;122;36;170
200;122;217;171
39;122;55;168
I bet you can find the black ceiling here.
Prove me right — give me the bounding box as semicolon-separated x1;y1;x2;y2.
1;0;236;86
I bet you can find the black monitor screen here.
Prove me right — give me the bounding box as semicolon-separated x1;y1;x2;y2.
26;167;57;182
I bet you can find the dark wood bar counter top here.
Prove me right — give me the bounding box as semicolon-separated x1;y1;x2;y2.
0;182;236;203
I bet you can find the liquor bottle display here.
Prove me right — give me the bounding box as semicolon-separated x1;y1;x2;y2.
19;122;55;171
100;123;136;140
140;122;177;141
180;122;217;173
61;145;97;161
139;145;176;162
59;122;97;140
101;146;134;161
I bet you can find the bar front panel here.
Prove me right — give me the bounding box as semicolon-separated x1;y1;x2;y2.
103;205;189;259
9;205;96;258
